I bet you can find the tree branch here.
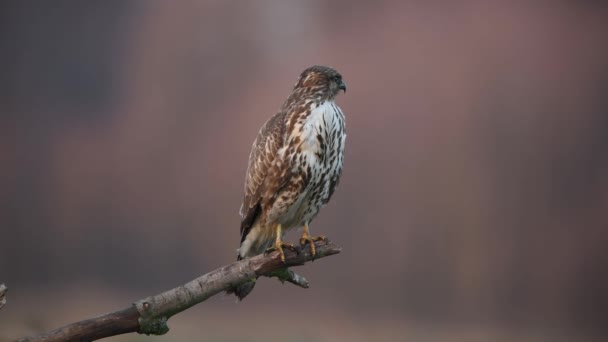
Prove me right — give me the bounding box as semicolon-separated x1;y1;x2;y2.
18;240;341;342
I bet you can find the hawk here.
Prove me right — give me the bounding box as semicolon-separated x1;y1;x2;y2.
232;65;347;300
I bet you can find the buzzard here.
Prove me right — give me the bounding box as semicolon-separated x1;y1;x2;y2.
232;65;347;300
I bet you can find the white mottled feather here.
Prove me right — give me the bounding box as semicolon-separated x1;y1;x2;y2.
239;100;345;258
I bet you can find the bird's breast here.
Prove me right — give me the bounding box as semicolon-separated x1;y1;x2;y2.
273;100;345;227
291;101;343;160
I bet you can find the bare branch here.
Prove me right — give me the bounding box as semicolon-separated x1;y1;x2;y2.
18;240;341;342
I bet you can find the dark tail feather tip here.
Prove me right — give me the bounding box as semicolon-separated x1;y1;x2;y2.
227;280;256;301
229;254;256;300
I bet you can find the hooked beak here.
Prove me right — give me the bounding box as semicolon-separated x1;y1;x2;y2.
339;80;347;93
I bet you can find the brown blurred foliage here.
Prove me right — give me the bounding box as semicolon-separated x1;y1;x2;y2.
1;1;607;341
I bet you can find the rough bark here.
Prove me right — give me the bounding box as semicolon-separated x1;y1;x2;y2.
18;240;341;342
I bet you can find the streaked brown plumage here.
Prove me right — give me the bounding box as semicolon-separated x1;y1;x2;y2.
231;65;347;300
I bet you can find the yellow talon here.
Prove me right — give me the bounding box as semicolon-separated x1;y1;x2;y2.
299;224;326;258
265;224;295;263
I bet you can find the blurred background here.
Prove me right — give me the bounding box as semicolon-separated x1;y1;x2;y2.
1;1;608;341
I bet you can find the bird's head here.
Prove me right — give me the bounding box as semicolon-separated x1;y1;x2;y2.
294;65;346;99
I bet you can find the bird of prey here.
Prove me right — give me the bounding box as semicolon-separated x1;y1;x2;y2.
232;65;347;300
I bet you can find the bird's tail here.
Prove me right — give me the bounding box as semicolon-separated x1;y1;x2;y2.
231;278;257;301
228;220;269;300
226;255;257;300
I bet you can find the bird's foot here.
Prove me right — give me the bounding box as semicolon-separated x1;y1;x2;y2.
265;241;296;263
299;232;326;259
